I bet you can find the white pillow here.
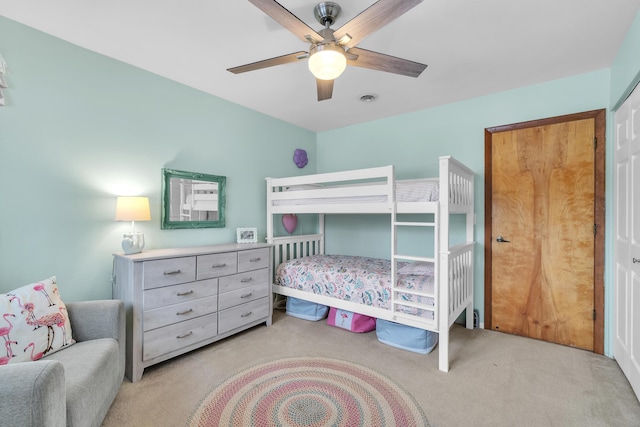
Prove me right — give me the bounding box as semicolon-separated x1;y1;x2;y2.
1;277;74;365
398;262;435;276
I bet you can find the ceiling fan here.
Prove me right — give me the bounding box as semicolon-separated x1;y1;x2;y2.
228;0;428;101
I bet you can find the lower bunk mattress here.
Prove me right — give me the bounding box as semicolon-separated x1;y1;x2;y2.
275;254;435;320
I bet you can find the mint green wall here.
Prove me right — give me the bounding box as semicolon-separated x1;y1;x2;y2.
0;18;316;301
610;10;640;108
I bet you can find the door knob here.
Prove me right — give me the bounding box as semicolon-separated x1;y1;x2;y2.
496;235;510;243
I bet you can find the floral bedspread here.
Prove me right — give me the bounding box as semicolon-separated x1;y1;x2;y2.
275;255;435;319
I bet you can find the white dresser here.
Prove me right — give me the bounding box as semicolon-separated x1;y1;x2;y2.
112;243;272;382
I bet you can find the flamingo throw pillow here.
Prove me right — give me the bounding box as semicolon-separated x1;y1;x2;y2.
1;276;75;365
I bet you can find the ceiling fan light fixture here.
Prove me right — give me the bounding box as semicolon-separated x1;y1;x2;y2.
308;44;346;80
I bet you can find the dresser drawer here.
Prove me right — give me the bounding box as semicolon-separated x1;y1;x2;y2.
143;278;218;311
238;248;270;272
218;282;269;311
218;298;269;335
143;313;217;361
197;252;237;280
218;268;269;294
143;295;218;332
143;257;196;290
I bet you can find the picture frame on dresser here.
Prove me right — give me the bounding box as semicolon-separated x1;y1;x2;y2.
237;227;258;243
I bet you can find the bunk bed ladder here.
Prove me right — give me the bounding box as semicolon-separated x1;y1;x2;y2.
391;204;439;328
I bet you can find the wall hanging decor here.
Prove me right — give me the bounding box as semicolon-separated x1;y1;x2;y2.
282;214;298;234
161;168;226;229
293;149;308;168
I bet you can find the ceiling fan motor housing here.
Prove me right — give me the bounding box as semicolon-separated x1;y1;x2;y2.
314;2;341;26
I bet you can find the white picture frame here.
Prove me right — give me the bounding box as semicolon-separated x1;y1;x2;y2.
237;227;257;243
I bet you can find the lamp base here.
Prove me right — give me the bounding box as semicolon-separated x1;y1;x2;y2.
122;231;145;255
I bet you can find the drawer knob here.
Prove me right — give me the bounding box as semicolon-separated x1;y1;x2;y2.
250;257;261;262
240;292;253;299
211;263;227;268
240;277;252;283
163;269;182;275
176;308;193;316
176;331;193;339
176;290;194;297
241;311;253;318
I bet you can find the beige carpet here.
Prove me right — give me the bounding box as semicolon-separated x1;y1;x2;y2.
103;310;640;427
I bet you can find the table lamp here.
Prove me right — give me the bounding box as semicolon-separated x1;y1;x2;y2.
115;196;151;254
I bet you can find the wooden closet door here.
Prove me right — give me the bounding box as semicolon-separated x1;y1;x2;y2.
489;118;595;350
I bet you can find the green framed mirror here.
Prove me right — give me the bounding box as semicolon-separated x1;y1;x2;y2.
161;168;226;229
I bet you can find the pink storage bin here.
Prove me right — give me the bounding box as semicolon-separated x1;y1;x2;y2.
326;307;376;333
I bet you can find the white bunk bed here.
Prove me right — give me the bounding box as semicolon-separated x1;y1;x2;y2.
266;156;475;372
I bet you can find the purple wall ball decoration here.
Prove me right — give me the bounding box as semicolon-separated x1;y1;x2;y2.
293;149;308;168
282;214;298;234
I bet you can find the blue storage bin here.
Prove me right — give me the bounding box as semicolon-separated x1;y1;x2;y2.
286;297;329;321
375;319;438;354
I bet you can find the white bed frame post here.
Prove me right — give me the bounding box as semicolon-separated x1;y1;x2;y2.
266;177;274;244
438;157;451;372
465;173;475;331
319;213;325;254
390;165;397;318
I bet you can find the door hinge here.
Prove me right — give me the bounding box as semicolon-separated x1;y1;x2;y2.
594;224;597;235
593;137;597;149
593;309;596;321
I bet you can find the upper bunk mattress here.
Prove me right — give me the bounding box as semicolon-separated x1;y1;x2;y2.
273;179;439;206
275;254;435;319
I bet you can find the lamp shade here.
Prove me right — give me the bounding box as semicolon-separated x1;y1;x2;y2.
115;197;151;222
308;44;346;80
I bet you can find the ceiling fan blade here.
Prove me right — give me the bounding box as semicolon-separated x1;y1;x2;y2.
249;0;324;44
346;47;427;78
227;51;308;74
317;79;334;101
334;0;423;49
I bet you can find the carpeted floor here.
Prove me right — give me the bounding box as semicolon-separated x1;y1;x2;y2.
103;309;640;427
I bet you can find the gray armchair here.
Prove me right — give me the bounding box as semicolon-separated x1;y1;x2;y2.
0;300;125;427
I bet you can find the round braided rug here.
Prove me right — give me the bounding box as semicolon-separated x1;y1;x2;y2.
187;356;429;427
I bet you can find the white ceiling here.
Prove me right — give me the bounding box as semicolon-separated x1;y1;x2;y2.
1;0;639;132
